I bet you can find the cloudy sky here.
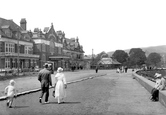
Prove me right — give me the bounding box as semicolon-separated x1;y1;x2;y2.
1;0;166;55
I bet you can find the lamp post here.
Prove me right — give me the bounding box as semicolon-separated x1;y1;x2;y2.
17;29;20;76
92;49;94;68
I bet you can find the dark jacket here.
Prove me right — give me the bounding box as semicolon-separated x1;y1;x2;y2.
38;68;52;88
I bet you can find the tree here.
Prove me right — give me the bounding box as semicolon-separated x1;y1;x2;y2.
129;48;147;67
147;52;161;66
92;51;108;65
112;50;129;65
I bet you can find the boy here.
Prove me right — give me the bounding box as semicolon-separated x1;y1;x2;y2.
4;80;17;108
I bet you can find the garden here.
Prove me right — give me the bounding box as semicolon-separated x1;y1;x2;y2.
136;68;166;82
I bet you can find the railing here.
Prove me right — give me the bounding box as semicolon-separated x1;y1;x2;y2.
0;52;39;58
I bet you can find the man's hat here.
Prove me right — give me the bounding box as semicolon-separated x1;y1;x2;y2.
43;63;48;68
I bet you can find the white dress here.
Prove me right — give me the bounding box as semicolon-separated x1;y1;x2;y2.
54;73;67;99
5;85;15;97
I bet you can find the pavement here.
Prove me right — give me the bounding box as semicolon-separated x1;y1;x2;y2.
0;69;166;115
0;70;107;99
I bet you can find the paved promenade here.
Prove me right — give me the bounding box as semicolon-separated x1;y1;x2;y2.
0;69;166;115
0;70;106;97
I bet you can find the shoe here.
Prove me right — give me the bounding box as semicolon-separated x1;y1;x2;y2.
44;101;49;104
9;106;12;108
6;102;9;107
39;98;42;103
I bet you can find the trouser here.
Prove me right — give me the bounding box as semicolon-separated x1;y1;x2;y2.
96;69;98;73
7;96;14;106
151;88;159;101
40;86;49;102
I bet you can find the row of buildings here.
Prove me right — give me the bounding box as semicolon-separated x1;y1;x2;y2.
0;17;86;72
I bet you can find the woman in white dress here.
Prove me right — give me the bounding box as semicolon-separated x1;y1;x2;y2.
54;67;67;104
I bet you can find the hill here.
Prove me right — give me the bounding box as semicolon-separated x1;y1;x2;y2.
107;45;166;57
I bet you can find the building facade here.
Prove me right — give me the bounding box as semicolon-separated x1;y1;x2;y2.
0;18;39;72
32;23;85;71
0;18;85;72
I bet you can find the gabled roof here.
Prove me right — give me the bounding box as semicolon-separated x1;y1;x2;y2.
98;58;121;65
0;17;23;31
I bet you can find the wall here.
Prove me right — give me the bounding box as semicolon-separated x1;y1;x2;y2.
132;72;166;108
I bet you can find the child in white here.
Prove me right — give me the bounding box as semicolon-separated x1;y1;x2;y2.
5;80;16;108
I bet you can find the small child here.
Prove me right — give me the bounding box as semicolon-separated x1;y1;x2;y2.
4;80;17;108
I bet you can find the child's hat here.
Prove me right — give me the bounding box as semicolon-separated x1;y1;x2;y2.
9;79;15;85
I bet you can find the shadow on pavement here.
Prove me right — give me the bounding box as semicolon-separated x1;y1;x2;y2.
48;102;81;104
13;105;29;109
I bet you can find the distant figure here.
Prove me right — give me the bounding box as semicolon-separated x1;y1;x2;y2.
121;66;124;73
38;63;52;104
116;68;120;73
54;67;67;104
124;66;128;73
95;66;98;73
4;80;17;108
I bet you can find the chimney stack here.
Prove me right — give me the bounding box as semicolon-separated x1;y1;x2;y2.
20;18;27;30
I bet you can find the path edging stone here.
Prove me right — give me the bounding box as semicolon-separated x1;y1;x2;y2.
0;74;106;101
132;71;166;108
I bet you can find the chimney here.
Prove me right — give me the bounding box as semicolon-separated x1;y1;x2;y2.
76;37;79;43
20;18;27;30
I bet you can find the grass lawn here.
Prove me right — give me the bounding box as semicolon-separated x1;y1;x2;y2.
0;72;38;81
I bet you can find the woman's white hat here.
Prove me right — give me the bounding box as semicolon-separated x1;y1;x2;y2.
57;67;63;73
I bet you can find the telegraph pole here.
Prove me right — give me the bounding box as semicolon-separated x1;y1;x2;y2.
17;29;20;76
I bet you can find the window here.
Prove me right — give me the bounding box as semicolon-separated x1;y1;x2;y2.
25;46;28;54
5;29;12;37
58;47;62;54
25;46;32;54
42;54;46;62
24;35;30;41
50;40;54;54
5;43;14;53
5;58;10;68
42;44;46;52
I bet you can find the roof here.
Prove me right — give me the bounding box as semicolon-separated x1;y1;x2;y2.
98;58;121;65
0;17;23;31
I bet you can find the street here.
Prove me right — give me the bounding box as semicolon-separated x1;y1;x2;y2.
0;70;166;115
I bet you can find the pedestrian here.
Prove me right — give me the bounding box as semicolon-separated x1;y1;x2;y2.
38;63;52;104
150;73;164;101
95;65;98;73
4;79;17;108
124;66;128;73
116;68;120;73
54;67;67;104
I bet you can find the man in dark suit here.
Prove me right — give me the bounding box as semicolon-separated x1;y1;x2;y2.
38;63;52;104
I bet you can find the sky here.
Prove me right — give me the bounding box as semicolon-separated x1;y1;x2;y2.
0;0;166;55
